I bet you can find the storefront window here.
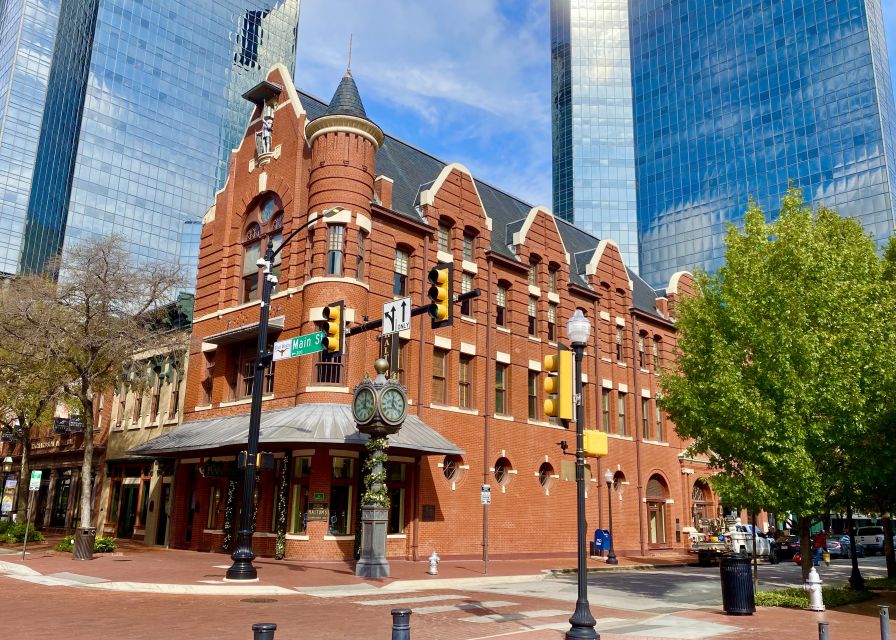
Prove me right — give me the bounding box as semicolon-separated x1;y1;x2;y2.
385;461;407;534
329;456;355;535
289;456;311;534
207;486;221;529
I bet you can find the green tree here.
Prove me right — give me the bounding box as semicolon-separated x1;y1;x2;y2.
0;237;182;531
660;188;896;579
0;278;67;521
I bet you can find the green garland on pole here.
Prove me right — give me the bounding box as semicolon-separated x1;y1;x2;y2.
362;437;390;507
222;478;237;551
275;452;290;560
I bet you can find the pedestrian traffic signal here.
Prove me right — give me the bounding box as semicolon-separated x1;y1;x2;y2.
427;262;453;329
322;300;344;356
543;345;573;421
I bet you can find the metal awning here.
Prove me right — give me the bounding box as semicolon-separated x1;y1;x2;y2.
128;403;463;457
204;315;285;345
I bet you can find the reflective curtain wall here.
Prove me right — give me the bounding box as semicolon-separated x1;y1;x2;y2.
550;0;640;272
0;0;299;279
631;0;896;286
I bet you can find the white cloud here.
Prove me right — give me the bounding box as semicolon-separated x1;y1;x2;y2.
295;0;552;207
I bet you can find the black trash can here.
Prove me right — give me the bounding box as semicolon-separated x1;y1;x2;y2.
719;553;754;615
73;527;96;561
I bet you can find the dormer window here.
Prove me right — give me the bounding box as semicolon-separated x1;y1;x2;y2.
437;222;451;253
547;266;558;293
462;231;475;261
528;261;538;286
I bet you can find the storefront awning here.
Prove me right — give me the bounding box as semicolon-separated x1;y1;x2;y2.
128;403;463;457
204;315;285;346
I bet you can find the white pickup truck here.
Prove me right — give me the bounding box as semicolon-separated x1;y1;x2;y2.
691;522;779;566
856;526;887;555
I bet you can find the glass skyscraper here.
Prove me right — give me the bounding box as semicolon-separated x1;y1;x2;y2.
0;0;299;281
552;0;896;287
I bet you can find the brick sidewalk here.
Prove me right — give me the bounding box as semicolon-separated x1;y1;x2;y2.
3;537;894;639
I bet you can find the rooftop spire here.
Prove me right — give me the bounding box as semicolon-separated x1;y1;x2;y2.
323;68;369;119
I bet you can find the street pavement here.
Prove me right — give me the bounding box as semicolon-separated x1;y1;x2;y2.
2;537;895;639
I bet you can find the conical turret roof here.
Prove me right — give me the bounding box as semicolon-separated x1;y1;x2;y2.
323;70;369;119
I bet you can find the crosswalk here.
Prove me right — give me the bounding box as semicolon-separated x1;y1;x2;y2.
347;592;740;638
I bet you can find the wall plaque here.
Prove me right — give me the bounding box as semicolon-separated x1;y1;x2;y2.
307;502;329;521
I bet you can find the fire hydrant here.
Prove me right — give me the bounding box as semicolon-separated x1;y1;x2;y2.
427;550;440;575
803;567;825;612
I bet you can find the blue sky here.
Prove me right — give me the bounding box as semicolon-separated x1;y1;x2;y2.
295;1;896;210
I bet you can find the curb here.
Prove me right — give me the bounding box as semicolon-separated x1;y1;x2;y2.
548;562;690;575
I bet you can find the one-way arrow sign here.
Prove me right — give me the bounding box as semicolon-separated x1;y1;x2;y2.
383;297;411;335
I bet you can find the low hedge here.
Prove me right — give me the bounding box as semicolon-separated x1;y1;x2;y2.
756;585;874;609
55;535;117;553
865;577;896;590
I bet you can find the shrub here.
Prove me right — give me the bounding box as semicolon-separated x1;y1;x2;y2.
0;520;10;536
756;585;874;609
4;523;44;543
93;536;117;553
55;536;75;552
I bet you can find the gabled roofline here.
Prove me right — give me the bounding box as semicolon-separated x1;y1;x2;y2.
511;206;571;266
418;163;493;231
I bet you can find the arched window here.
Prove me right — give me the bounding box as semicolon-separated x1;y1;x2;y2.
646;475;670;546
241;194;283;303
691;479;714;525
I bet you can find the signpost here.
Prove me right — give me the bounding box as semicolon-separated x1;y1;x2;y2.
382;297;411;335
22;470;41;559
272;331;325;362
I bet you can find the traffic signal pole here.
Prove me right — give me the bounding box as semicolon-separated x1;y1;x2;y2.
346;289;481;337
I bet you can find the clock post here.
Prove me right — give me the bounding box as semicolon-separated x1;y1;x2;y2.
352;358;408;578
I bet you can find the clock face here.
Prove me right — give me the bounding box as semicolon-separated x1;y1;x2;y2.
379;387;407;425
352;387;376;424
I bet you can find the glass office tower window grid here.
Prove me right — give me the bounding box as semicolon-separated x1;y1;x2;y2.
551;0;640;272
630;0;896;286
0;0;299;277
0;0;61;274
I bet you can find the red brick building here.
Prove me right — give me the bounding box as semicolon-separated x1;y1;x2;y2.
133;64;714;561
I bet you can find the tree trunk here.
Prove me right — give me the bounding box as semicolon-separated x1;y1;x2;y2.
77;388;95;529
799;516;812;581
14;428;31;523
847;503;864;590
883;514;895;580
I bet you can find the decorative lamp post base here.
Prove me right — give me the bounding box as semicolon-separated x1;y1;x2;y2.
356;505;391;578
226;531;259;581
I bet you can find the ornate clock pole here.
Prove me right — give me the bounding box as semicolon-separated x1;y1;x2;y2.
352;358;408;578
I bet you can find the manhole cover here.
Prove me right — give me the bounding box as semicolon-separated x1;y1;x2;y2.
240;598;278;603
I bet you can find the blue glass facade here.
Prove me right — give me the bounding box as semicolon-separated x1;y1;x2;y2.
0;0;299;277
551;0;640;271
552;0;896;287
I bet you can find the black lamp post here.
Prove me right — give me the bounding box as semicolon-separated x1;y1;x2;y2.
566;309;598;640
226;206;342;581
603;469;618;565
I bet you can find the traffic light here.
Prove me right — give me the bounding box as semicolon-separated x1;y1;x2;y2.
543;345;573;421
427;262;454;329
583;430;608;458
322;300;344;356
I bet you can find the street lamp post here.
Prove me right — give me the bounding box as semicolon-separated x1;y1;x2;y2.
566;309;598;640
226;206;341;581
603;469;618;565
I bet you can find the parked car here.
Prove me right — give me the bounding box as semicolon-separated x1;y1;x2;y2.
827;535;864;559
856;526;886;555
778;535;801;561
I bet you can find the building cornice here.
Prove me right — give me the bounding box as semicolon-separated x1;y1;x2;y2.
305;114;384;149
